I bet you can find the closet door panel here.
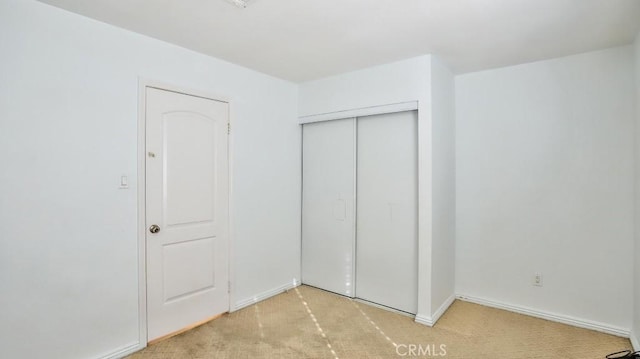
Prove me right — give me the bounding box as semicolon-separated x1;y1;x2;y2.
356;111;418;314
302;119;356;296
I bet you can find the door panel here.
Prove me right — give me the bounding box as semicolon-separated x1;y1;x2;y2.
146;87;229;341
356;111;418;314
163;113;217;227
162;237;216;302
302;118;356;297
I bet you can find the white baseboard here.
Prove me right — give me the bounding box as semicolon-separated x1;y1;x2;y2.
414;314;433;326
631;329;640;351
432;294;456;324
100;282;297;358
415;294;456;327
233;281;300;311
456;294;630;338
97;342;143;359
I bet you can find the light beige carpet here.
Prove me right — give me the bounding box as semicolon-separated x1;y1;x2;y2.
128;285;631;358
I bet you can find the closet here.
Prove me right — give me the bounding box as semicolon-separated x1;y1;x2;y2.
301;110;418;314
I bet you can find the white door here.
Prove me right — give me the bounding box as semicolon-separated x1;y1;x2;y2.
356;111;418;314
145;87;230;341
302;118;356;296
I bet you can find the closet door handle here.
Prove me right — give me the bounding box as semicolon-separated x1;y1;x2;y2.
333;199;346;221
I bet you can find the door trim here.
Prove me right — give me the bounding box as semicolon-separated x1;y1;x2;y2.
136;78;235;348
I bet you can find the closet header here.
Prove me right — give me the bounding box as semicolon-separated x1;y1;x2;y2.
298;101;418;124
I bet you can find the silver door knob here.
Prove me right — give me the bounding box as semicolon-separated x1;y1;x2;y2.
149;224;160;234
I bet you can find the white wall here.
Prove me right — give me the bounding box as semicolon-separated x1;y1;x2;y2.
430;56;456;318
299;56;430;118
633;32;640;349
0;1;301;358
456;46;635;333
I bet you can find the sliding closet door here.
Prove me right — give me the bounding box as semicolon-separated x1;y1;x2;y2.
356;111;418;314
302;119;356;296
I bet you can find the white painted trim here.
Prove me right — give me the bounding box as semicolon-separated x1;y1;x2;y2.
136;78;235;347
299;124;304;290
416;96;433;322
350;118;358;298
233;282;301;311
631;329;640;351
141;79;232;104
432;295;455;324
298;101;418;124
95;342;142;359
136;80;149;348
414;295;455;327
456;294;630;337
226;86;237;319
414;314;433;326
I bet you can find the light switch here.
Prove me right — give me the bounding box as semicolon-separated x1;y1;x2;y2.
119;175;129;189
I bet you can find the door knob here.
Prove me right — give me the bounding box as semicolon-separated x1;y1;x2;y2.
149;224;160;234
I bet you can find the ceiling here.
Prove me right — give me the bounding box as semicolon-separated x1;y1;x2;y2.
38;0;640;82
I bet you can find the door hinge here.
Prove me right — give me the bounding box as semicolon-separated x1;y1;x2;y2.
227;122;230;135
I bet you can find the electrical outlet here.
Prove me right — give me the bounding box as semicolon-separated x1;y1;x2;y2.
533;273;543;287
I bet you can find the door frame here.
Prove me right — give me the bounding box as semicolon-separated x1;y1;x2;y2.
136;78;235;347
